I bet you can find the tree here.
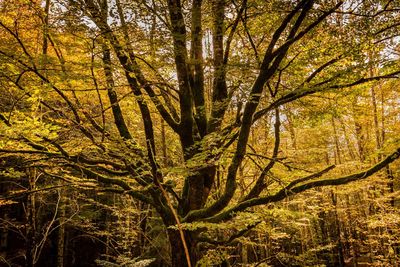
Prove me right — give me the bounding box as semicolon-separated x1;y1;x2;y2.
1;0;400;266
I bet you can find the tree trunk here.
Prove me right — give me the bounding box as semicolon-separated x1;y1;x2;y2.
181;167;216;215
354;121;365;162
57;187;65;267
339;118;356;161
370;86;381;161
284;106;297;150
331;116;342;165
26;168;37;267
378;89;395;207
331;191;345;267
168;229;197;267
138;202;149;254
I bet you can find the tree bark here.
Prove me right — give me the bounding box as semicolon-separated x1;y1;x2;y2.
339;118;356;161
331;191;345;267
26;168;37;267
168;229;197;267
331;116;342;165
284;106;297;150
56;187;65;267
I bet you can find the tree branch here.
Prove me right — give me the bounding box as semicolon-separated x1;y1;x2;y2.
253;69;400;123
204;148;400;223
190;0;207;137
208;0;228;133
242;108;281;201
197;221;260;245
101;43;133;140
167;0;195;153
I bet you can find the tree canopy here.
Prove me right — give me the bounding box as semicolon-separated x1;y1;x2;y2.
1;0;400;266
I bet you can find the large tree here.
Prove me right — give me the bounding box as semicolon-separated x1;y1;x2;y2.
1;0;400;266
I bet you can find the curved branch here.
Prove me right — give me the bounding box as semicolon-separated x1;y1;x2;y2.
69;163;153;205
253;69;400;122
204;148;400;223
198;221;260;245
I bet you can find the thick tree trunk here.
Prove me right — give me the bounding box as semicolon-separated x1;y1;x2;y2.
168;229;197;267
181;166;216;215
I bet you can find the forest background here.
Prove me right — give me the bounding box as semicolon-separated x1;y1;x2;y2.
0;0;400;266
